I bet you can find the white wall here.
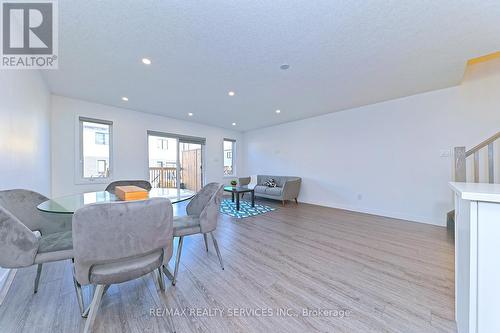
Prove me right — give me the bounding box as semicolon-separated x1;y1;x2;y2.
0;70;51;294
243;59;500;226
0;71;51;195
51;95;243;196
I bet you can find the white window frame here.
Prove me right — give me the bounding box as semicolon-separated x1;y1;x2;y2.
223;138;236;177
76;116;114;184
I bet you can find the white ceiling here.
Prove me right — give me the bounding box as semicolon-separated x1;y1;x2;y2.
42;0;500;131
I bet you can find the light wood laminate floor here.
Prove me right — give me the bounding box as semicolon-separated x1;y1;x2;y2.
0;199;456;332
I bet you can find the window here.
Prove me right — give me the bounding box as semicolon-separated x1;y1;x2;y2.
223;139;235;176
95;132;108;145
79;117;112;181
97;160;107;175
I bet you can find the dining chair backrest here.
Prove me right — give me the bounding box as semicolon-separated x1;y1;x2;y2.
105;180;152;193
186;183;224;233
0;206;39;268
72;197;173;285
186;183;220;216
0;189;72;234
199;184;224;233
238;177;251;186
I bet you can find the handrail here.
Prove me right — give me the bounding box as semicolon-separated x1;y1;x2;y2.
455;131;500;183
466;131;500;157
451;131;500;223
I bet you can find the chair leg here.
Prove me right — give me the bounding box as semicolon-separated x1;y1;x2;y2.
295;198;298;204
162;265;175;281
103;285;110;295
210;232;224;270
172;236;184;286
82;305;90;318
203;233;209;252
157;267;165;291
83;284;106;333
72;275;85;317
154;268;178;333
34;264;42;293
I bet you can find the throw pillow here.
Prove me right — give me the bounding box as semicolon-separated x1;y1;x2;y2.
264;178;277;187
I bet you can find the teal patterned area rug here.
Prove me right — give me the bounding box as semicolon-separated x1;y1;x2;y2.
220;199;275;218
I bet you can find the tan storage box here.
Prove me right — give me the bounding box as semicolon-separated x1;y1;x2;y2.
115;186;149;201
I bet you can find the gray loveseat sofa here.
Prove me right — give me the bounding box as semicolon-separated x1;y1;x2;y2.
254;175;302;205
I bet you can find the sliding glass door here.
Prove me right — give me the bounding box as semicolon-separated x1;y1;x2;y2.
148;135;177;189
148;131;204;194
179;142;203;192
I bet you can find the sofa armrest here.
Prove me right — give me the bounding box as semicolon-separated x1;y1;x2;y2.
282;178;301;200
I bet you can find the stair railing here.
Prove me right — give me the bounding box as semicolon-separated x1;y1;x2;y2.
454;131;500;183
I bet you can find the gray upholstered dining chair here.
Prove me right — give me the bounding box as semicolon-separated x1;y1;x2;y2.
237;176;251;199
166;183;224;285
0;189;73;293
105;180;152;193
72;198;174;333
238;177;251;186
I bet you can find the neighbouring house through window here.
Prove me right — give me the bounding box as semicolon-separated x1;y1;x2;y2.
223;139;235;176
95;132;108;145
79;117;112;180
157;138;168;150
97;160;107;175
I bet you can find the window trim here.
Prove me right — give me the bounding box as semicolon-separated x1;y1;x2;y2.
223;138;236;177
76;116;114;184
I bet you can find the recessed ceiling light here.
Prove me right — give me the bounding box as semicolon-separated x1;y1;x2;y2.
142;58;152;65
232;122;236;126
228;91;235;96
275;109;281;114
188;112;193;116
121;96;129;101
280;64;290;70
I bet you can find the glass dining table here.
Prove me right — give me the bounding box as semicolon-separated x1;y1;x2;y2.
37;188;195;214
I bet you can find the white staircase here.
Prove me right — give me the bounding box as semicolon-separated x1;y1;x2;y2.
449;131;500;230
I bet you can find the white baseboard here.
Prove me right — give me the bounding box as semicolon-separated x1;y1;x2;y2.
298;199;445;227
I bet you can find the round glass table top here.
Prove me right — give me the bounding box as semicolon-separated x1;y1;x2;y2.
37;188;195;214
223;185;254;192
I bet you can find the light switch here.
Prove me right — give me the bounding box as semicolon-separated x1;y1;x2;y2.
440;149;451;157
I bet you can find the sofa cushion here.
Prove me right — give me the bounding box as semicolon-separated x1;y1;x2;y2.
265;187;282;196
273;177;284;187
257;175;296;187
254;185;267;194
